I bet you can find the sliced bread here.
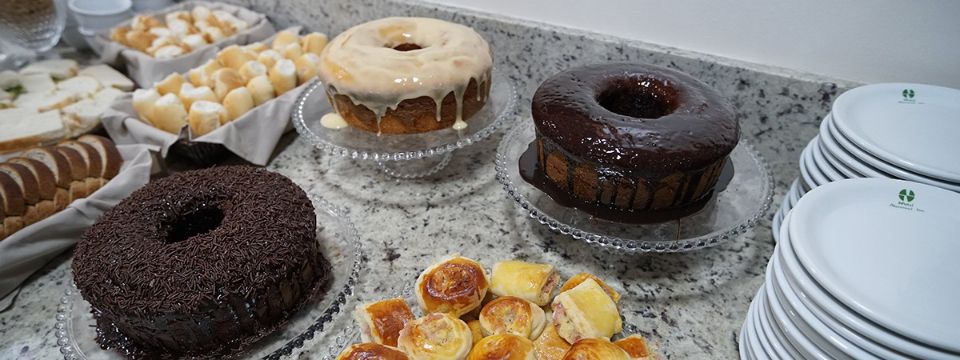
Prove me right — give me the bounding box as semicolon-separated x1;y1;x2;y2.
77;135;122;179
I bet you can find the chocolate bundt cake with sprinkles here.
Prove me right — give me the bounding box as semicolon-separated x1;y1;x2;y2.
73;165;328;357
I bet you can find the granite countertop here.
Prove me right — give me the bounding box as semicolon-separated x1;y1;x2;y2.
0;0;859;358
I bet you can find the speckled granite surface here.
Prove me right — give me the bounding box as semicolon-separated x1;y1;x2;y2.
0;0;859;359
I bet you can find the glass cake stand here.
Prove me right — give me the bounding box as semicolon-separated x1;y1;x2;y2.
495;120;773;253
53;196;364;360
292;72;518;179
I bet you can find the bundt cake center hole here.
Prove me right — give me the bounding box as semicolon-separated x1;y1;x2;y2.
391;43;423;51
165;206;225;243
598;78;679;119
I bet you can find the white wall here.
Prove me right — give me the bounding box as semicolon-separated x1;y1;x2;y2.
423;0;960;88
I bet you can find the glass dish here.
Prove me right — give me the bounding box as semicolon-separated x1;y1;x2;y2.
292;71;518;178
53;195;364;360
495;120;773;253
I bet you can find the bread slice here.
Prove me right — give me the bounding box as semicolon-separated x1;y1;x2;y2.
2;216;24;240
19;59;79;80
6;157;56;200
78;65;134;91
59;141;104;193
0;172;25;216
77;135;122;179
22;147;71;188
0;163;40;205
19;73;56;93
53;146;89;200
57;76;102;98
0;70;20;89
0;110;65;153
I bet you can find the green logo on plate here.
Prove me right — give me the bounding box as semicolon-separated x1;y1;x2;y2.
902;89;915;99
899;189;916;202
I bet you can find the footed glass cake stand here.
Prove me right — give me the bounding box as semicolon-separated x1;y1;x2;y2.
293;72;518;179
53;196;364;360
496;120;773;253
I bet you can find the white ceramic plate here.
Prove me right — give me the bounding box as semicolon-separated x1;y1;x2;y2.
797;146;819;191
763;275;833;360
801;140;831;187
778;213;960;359
815;128;863;179
745;291;772;360
808;137;845;181
832;83;960;182
819;115;890;178
770;251;878;359
789;178;960;352
826;115;960;192
754;287;795;360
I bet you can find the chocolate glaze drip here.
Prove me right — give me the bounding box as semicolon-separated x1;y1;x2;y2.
531;63;739;175
73;166;328;358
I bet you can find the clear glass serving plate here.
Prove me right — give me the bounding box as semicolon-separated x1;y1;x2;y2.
292;72;518;178
495;120;773;253
53;195;364;360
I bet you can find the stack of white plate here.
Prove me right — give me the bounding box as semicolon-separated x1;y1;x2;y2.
742;178;960;360
772;83;960;240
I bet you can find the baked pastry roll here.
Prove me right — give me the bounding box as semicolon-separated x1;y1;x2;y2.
562;338;631;360
532;318;571;360
560;272;620;303
336;343;410;360
551;279;622;343
354;297;415;347
397;313;472;360
467;319;484;345
467;334;536;360
415;255;489;317
478;296;546;339
489;260;560;306
614;335;653;359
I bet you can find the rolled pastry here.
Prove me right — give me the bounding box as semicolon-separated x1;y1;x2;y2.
614;335;653;360
239;60;268;83
179;85;217;110
132;88;161;125
415;255;489;317
467;319;484;345
559;273;620;303
467;334;536;360
301;32;328;55
155;73;185;96
212;68;245;101
489;260;560;306
397;313;472;360
188;100;225;137
354;298;415;347
282;42;303;60
294;53;320;84
257;49;284;69
562;338;631;360
268;59;298;95
271;30;299;51
336;343;410;360
478;296;546;339
551;279;622;343
532;319;571;360
222;87;254;123
151;93;188;134
244;42;269;53
246;75;276;106
217;45;256;70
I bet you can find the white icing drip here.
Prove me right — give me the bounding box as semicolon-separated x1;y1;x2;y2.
317;17;493;131
320;112;349;129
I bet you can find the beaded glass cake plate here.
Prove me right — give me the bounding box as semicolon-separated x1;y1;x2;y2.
54;195;364;360
495;120;773;253
292;72;517;178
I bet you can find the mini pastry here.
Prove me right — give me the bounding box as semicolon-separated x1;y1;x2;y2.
467;319;484;345
179;85;218;110
614;335;653;360
188;59;222;87
222;87;254;122
244;42;268;53
238;60;267;83
354;298;415;347
217;45;255;70
294;53;320;84
271;30;299;51
212;68;244;100
156;73;185;96
188;101;226;137
132;88;161;125
153;45;186;60
257;49;284;69
301;32;328;55
268;59;297;95
182;34;207;51
151;93;188;134
202;27;225;43
562;338;631;360
489;260;560;306
478;296;546;339
467;334;536;360
397;313;472;360
246;75;275;106
532;319;571;360
551;279;622;343
415;255;489;317
559;273;620;303
336;343;410;360
281;42;302;60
